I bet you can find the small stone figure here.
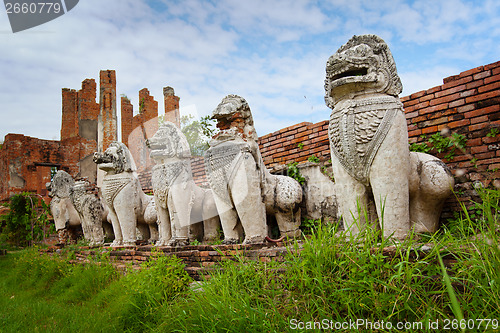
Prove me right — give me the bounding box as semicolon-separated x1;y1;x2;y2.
148;121;220;246
205;95;303;244
93;142;158;246
325;34;453;238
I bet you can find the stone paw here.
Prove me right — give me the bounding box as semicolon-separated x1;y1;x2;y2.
167;238;189;247
222;238;239;245
242;236;265;244
155;239;168;247
110;240;123;247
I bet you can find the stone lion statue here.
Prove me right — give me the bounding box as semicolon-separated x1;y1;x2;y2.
204;95;303;244
148;121;220;246
69;179;112;247
46;170;81;244
324;34;454;238
93;142;158;246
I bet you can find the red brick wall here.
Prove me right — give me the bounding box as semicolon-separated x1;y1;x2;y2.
402;61;500;214
0;133;100;201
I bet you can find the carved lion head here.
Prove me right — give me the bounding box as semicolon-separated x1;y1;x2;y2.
148;121;191;163
93;142;136;174
324;34;402;108
211;94;258;142
47;170;74;199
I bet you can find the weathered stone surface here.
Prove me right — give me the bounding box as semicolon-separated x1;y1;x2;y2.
69;179;108;247
298;162;338;222
46;170;81;244
205;95;303;244
148;121;220;246
325;34;453;238
93;142;158;246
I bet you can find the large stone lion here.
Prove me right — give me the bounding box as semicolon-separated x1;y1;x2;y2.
46;170;81;244
69;179;112;247
148;121;220;246
204;95;303;244
93;142;158;247
324;34;454;238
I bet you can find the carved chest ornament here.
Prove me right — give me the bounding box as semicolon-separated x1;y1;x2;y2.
205;142;250;204
102;173;133;208
329;97;403;184
151;161;190;205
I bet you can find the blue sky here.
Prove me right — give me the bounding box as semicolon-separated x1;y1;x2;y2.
1;0;499;141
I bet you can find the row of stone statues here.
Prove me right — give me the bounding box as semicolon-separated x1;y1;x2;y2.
48;34;455;247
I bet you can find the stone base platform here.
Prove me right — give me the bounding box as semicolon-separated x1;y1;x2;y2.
40;242;299;280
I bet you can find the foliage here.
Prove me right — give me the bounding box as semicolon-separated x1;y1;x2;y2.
160;195;500;332
0;248;191;332
199;115;218;138
307;154;320;163
409;132;467;160
112;252;192;331
286;162;305;185
0;192;52;248
297;142;304;150
180;115;216;156
300;218;322;235
486;127;499;138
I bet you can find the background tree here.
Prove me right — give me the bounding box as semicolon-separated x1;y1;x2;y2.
179;115;217;156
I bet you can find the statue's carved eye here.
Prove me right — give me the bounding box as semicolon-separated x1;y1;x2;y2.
351;44;371;57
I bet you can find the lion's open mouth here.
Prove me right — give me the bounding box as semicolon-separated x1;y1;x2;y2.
330;67;368;81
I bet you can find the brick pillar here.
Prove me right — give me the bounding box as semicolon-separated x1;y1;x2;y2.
121;96;133;147
98;70;117;152
78;79;99;121
139;88;158;119
61;88;78;140
163;86;180;128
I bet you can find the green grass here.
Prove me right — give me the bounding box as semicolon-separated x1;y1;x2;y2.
1;188;499;332
0;249;191;333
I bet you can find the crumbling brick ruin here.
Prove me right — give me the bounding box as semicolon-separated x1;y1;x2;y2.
121;86;180;173
0;70;181;201
1;61;499;221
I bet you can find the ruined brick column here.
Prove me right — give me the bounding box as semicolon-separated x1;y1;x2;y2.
61;88;78;140
163;86;180;128
98;70;117;152
121;96;133;147
97;70;117;187
78;79;99;139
